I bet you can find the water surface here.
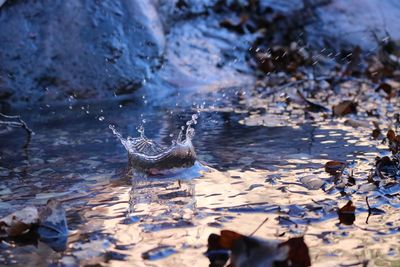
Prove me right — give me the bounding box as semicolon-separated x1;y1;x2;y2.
0;94;399;266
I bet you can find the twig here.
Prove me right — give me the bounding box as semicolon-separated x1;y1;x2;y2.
0;113;33;134
0;113;33;148
249;217;269;236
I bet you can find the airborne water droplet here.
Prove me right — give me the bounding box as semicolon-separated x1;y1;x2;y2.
98;116;105;121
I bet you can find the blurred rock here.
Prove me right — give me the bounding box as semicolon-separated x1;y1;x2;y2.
0;0;164;103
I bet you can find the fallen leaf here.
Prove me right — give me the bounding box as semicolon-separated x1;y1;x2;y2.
324;161;346;175
332;101;357;116
296;90;329;112
374;156;398;179
375;82;396;99
142;245;177;260
220;230;243;249
279;236;311;267
38;199;68;238
0;199;68;251
299;175;325;190
344;119;370;128
220;15;249;34
0;206;39;237
371;122;381;139
206;230;311;267
337;201;355;225
386;129;400;154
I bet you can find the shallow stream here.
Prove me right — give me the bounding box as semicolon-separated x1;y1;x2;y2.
1;90;399;266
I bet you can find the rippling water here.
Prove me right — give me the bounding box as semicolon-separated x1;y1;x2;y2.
0;92;399;266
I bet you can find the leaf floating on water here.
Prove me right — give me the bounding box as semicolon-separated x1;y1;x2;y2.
206;230;311;267
141;245;177;260
332;101;358;116
299;175;325;190
337;200;356;225
324;161;346;175
0;206;39;237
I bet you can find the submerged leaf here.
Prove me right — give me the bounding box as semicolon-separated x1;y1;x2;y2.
142;245;177;260
324;161;346;175
338;201;356;225
299;175;325;190
332;101;357;116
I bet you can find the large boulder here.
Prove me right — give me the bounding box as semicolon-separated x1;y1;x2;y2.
305;0;400;50
0;0;164;103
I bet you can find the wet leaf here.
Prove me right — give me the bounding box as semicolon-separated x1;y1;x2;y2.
278;236;311;267
141;245;177;260
375;156;398;179
344;119;370;128
324;161;346;175
0;206;39;237
296;90;329;112
375;82;397;99
206;230;311;267
219;230;244;249
0;199;67;252
299;175;325;190
38;199;68;238
332;101;358;116
337;201;355;225
220;15;249;34
386;129;400;154
371;122;381;139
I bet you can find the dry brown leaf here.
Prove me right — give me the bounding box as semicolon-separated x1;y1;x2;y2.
332;101;357;116
371;121;381;139
206;230;311;267
386;129;400;154
324;161;346;175
375;82;396;99
0;206;39;237
279;236;311;267
219;230;244;249
338;200;356;225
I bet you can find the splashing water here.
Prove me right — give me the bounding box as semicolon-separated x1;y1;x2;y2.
109;114;198;171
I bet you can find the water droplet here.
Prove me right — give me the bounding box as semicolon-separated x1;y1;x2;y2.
98;116;105;121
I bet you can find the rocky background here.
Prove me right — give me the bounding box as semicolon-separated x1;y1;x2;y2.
0;0;399;104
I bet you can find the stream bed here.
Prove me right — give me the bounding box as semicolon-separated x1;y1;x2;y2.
1;88;400;267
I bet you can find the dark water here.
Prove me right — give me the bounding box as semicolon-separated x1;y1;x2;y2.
1;91;399;266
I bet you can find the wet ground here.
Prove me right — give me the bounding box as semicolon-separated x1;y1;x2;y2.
1;83;400;267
